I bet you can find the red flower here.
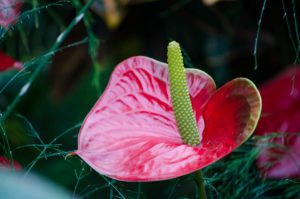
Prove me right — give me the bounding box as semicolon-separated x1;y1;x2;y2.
0;156;21;170
256;66;300;178
0;0;22;28
0;51;22;72
75;56;261;181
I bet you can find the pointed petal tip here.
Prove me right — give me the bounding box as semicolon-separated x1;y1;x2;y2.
65;151;77;159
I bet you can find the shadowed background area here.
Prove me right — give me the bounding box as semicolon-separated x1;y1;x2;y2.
0;0;300;198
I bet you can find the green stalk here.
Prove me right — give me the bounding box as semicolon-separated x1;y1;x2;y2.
167;41;206;199
195;170;207;199
1;0;95;121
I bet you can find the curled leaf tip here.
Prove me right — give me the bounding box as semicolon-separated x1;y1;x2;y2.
167;41;200;146
65;152;76;160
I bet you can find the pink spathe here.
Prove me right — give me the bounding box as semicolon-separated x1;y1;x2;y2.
256;67;300;178
76;56;261;181
0;51;22;72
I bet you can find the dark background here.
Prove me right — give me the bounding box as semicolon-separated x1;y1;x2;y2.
0;0;299;198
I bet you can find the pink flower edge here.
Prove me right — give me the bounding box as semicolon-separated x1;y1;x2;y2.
0;51;22;72
76;56;262;181
256;66;300;178
0;156;21;170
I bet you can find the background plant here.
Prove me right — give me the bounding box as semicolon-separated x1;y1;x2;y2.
0;0;299;198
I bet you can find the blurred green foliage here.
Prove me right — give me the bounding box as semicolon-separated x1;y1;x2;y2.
0;0;300;198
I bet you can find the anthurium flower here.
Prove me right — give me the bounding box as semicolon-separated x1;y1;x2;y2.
75;42;261;181
0;51;22;72
0;0;22;28
256;66;300;178
0;156;21;170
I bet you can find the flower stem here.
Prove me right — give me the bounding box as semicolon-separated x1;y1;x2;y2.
1;0;95;121
195;170;207;199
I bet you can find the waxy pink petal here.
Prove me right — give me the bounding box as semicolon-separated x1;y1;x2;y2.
0;0;21;28
76;56;261;181
0;51;22;72
256;67;300;178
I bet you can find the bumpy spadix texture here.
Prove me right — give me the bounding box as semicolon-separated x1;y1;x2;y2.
167;41;200;146
76;56;261;181
0;51;22;72
256;66;300;178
